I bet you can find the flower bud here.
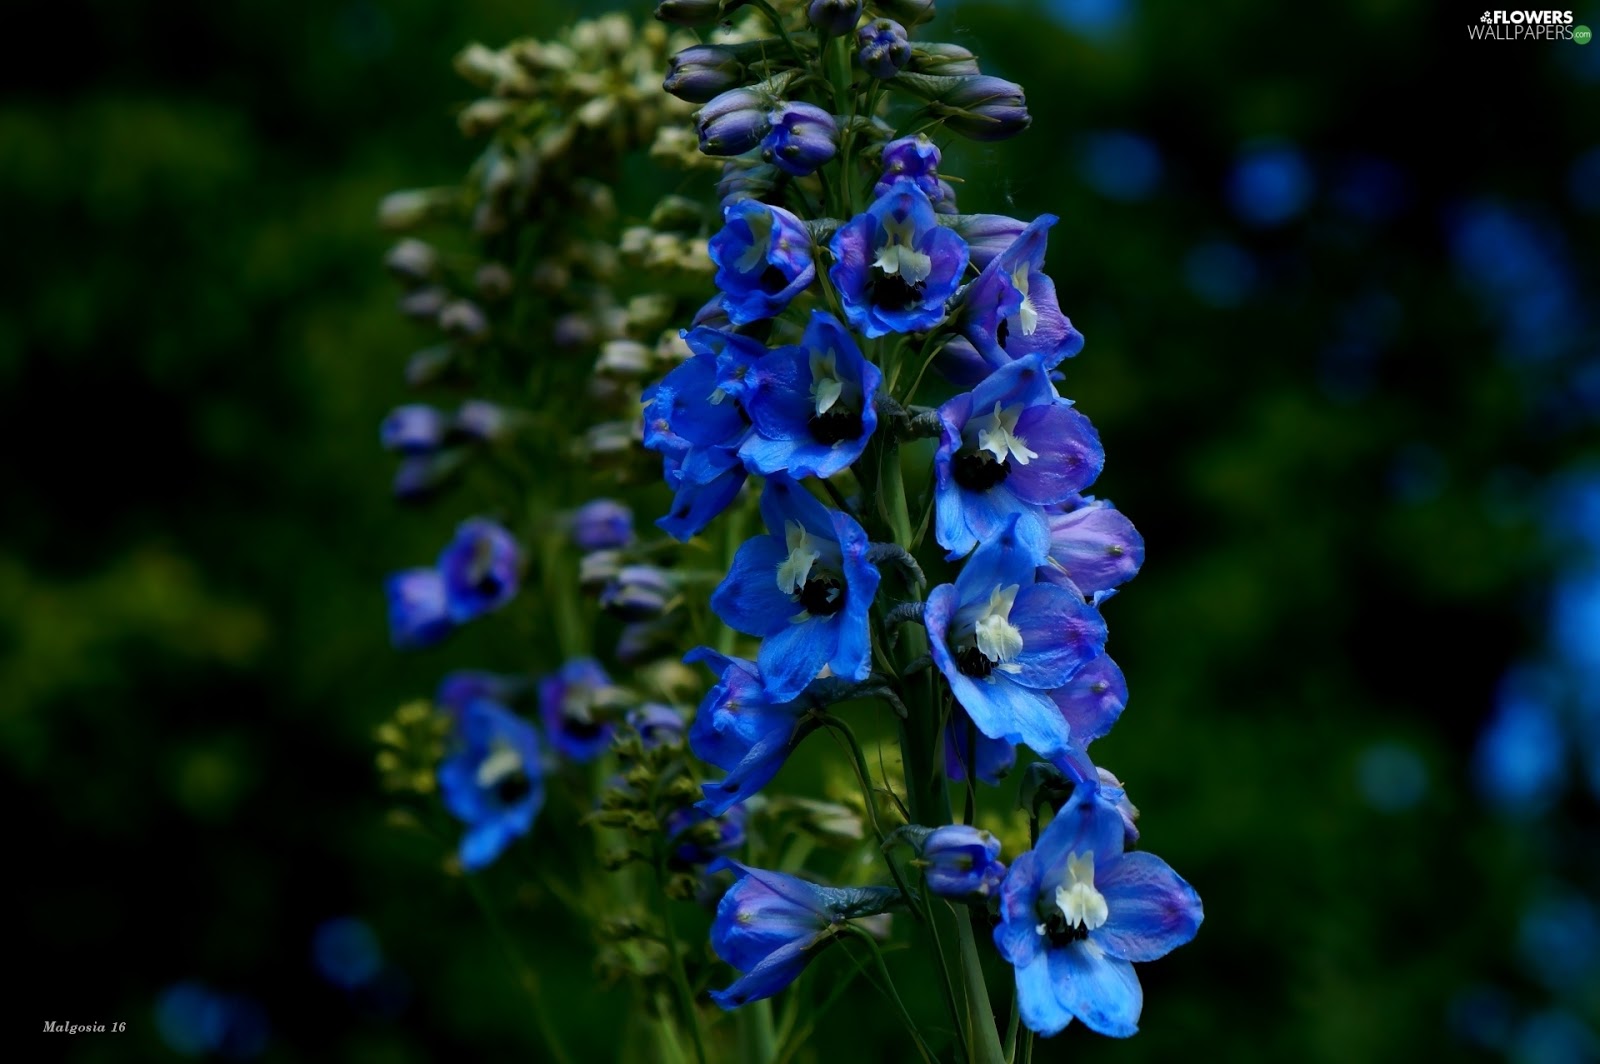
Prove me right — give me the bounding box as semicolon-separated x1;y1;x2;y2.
616;617;678;665
930;75;1031;141
579;549;626;590
920;824;1006;898
474;262;513;302
453;400;519;443
909;41;978;75
454;43;512;89
384;239;438;286
597;340;654;377
872;0;936;27
874;133;941;200
457;98;515;138
601;565;674;621
761;102;839;176
385;569;453;649
377;188;452;232
663;44;747;104
655;0;723;28
649;195;706;234
405;345;455;387
393;451;466;504
439;299;490;343
857;19;911;79
941;212;1027;269
398;285;447;322
696;87;773;157
627;703;686;749
808;0;864;36
572;500;634;552
716;159;781;207
380;405;449;454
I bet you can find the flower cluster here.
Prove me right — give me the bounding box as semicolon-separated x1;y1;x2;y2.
639;0;1201;1037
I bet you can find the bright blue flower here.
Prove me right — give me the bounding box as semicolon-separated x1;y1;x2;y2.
1040;496;1144;595
874;134;942;201
708;859;898;1008
925;514;1107;759
570;498;634;552
385;568;453;649
539;658;616;763
934;356;1105;562
857;18;911;79
738;311;883;479
437;518;522;622
829;179;969;338
710;475;881;700
956;215;1085;377
438;699;546;872
664;803;748;867
686;646;815;815
921;825;1007;899
380;404;449;454
1049;653;1127;749
761;102;838;177
945;703;1017;784
642;327;766;539
995;780;1202;1038
708;202;816;325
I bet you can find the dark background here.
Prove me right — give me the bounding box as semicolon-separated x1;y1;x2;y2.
5;0;1598;1060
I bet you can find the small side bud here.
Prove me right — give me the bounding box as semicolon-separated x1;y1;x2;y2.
857;19;912;79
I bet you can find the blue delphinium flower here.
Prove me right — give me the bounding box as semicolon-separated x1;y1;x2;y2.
921;825;1007;899
708;201;816;326
686;647;815;815
934;355;1105;562
710;475;881;700
874;134;942;202
385;568;453;649
738;311;883;479
570;498;634;552
708;859;899;1008
696;86;772;157
628;702;686;749
956;215;1084;376
761;102;839;177
830;179;969;338
539;658;616;763
662;43;746;104
925;514;1107;758
642;327;766;539
437;699;546;871
599;564;674;621
380;404;449;454
994;780;1202;1038
856;18;911;79
1039;496;1145;596
945;703;1017;784
437;518;523;622
807;0;863;35
930;75;1032;142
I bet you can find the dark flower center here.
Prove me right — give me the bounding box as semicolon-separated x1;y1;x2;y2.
475;572;503;597
759;264;791;294
996;317;1011;351
493;771;532;806
797;573;846;617
956;645;994;678
1040;909;1090;948
872;270;927;312
951;446;1010;492
808;406;864;445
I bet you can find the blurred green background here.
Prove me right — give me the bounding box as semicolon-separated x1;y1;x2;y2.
6;0;1598;1060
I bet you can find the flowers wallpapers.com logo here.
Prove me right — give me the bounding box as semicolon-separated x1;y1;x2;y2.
1468;9;1589;40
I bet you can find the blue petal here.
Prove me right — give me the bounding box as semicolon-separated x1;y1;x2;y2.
711;534;794;637
1049;943;1142;1038
1049;653;1126;746
758;618;834;702
995;851;1045;965
1032;783;1128;877
1016;951;1073;1037
658;461;747;541
742;344;815;441
1093;851;1204;963
1041;501;1144;595
1009;583;1107;690
952;512;1047;604
1007;404;1105;505
758;473;837;543
460;820;512;871
710;936;817;1009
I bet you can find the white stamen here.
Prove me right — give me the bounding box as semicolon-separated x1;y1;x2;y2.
1010;262;1038;336
776;520;821;595
476;739;523;789
735;209;774;274
872;213;933;284
809;348;843;416
1053;851;1109;931
973;584;1024;668
971;402;1039;467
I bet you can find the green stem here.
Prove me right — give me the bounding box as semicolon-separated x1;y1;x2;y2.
954;907;1006;1064
463;875;576;1064
840;928;937;1064
738;997;778;1064
654;856;708;1064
